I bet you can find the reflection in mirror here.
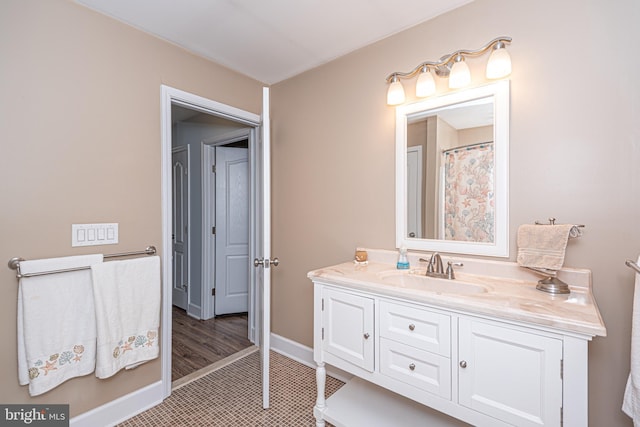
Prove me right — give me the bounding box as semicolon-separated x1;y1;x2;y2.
396;81;509;257
407;97;494;240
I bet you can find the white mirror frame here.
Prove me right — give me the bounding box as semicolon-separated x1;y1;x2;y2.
395;80;510;257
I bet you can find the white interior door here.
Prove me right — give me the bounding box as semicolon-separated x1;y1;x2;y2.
254;87;275;409
172;146;189;310
215;146;250;315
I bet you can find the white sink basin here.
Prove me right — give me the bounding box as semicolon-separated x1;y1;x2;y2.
377;270;488;295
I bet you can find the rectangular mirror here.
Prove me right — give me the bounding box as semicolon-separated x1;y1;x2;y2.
395;80;509;257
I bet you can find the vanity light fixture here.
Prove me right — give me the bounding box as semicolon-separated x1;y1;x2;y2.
386;36;512;105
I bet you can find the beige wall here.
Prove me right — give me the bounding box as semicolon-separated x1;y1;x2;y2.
459;124;493;146
271;0;640;426
0;0;263;417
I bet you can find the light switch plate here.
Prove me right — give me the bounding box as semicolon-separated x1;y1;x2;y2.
72;223;119;247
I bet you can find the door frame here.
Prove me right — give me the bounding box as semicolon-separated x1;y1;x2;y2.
161;85;261;398
406;145;422;239
201;129;252;322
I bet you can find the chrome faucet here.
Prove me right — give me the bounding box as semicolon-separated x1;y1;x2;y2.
419;253;463;280
428;253;444;276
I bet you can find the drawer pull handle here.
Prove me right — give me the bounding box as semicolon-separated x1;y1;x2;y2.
364;333;370;339
459;360;468;368
408;324;415;331
409;363;416;371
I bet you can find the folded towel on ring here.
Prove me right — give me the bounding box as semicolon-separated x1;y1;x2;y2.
516;224;581;271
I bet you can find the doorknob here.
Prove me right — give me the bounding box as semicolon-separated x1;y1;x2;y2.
254;258;280;268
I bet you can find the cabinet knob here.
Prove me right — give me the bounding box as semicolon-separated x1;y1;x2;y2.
459;360;468;368
408;324;415;331
364;333;370;340
409;363;416;371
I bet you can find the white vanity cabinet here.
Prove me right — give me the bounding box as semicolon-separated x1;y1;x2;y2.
313;281;593;427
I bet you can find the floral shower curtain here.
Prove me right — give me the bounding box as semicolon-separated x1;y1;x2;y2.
443;142;494;242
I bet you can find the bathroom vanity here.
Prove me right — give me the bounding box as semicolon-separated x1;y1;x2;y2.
309;250;606;427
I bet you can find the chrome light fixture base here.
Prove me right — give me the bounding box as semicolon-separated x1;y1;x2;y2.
385;36;512;105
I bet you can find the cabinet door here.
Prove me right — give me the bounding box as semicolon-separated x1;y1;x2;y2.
458;318;562;427
322;288;374;372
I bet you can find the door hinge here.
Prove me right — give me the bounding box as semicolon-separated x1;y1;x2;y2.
322;327;324;340
560;359;563;380
212;165;216;173
560;407;563;426
321;298;324;311
212;288;215;296
212;227;216;235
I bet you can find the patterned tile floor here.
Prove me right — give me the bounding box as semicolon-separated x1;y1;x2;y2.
119;349;343;426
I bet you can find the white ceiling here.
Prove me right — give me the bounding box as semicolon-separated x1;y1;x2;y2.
75;0;473;84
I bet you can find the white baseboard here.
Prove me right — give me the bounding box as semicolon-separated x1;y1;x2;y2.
70;381;163;427
270;333;315;368
187;303;202;319
270;333;353;384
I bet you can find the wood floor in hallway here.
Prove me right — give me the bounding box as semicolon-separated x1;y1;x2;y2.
171;306;252;381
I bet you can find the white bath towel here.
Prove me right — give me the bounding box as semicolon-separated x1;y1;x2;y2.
623;255;640;425
91;256;161;379
17;254;103;396
516;224;579;271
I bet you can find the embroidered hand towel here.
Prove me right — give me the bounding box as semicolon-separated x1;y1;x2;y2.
17;254;103;396
623;255;640;424
91;256;161;379
516;224;577;271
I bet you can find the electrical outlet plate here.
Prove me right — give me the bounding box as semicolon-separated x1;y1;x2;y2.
72;223;119;247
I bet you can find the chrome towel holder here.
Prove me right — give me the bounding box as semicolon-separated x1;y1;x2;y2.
8;246;157;279
626;259;640;275
527;218;585;294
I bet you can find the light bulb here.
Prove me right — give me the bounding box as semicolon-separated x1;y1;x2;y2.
387;76;405;105
486;44;512;79
415;68;436;98
449;55;470;89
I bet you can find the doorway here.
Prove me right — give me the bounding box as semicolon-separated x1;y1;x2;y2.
170;107;252;381
160;86;267;399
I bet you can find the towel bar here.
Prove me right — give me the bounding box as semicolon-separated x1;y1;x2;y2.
7;246;156;279
626;259;640;275
534;217;585;228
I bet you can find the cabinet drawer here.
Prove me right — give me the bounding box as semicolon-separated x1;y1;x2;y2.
380;338;451;399
380;300;450;356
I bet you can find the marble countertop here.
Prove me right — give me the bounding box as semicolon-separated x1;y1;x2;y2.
308;260;606;337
